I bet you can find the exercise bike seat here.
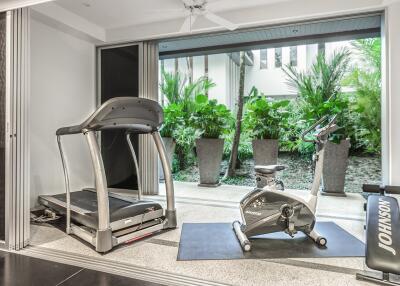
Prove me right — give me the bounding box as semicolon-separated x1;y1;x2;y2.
254;165;285;175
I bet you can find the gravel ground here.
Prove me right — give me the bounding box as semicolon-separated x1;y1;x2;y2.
172;153;381;193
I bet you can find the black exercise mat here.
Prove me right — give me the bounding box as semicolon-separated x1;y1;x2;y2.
177;222;365;261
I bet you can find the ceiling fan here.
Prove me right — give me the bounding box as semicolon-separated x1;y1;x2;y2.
180;0;238;32
152;0;239;33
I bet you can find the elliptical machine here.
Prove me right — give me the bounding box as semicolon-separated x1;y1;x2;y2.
233;115;338;251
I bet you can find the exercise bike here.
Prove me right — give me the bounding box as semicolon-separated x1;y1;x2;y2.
233;115;338;251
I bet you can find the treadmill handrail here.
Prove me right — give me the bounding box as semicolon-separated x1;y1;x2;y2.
56;97;164;136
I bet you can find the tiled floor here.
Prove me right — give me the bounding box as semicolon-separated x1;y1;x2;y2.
0;250;165;286
29;181;388;286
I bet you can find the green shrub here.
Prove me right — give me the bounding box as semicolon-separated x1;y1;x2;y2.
173;125;201;170
190;94;233;138
223;130;253;161
159;103;185;138
243;97;290;140
344;38;381;154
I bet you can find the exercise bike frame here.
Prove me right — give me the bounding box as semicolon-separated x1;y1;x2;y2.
233;115;338;251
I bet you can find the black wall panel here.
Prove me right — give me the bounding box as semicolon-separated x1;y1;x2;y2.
100;45;139;190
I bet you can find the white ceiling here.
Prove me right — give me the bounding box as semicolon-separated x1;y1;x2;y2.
55;0;291;29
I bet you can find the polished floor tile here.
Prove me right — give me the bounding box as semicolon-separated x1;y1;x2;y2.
0;251;165;286
0;251;82;286
59;269;164;286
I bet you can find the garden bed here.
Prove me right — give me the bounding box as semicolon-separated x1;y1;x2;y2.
172;153;381;193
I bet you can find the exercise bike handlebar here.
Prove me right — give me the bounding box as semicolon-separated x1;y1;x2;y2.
301;115;338;143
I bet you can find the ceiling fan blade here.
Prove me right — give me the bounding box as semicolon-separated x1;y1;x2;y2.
179;16;191;33
203;10;238;31
144;8;185;14
179;14;198;33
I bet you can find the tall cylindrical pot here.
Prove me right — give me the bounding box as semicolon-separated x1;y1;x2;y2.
196;138;224;187
321;138;351;196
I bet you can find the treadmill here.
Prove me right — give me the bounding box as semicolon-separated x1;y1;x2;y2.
39;97;177;252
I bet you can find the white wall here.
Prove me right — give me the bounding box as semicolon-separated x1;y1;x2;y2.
30;18;96;207
208;54;228;106
386;2;400;185
193;56;205;81
245;46;307;97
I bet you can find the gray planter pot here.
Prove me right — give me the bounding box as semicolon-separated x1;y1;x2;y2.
321;139;351;196
252;139;279;166
196;138;224;187
159;137;176;181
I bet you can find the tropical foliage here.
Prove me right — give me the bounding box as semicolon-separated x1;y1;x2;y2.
190;94;233;138
160;70;218;169
160;69;215;113
243;97;290;139
344;38;381;153
159;103;185;138
283;48;352;153
223;130;253;161
160;39;382;172
284;48;350;121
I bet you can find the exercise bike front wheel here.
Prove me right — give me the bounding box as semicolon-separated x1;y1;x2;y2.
317;237;327;247
233;221;251;251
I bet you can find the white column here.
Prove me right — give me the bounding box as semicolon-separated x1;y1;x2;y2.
139;42;159;195
5;8;30;250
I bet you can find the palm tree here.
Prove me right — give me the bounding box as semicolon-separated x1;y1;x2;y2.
160;69;216;113
283;48;351;121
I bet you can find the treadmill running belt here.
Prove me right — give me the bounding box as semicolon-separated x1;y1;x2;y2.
52;190;133;213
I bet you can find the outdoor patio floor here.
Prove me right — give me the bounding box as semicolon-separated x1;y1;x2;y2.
28;182;380;286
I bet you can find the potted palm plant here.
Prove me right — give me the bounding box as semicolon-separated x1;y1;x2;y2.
284;48;351;196
243;97;289;166
191;94;232;187
160;70;216;171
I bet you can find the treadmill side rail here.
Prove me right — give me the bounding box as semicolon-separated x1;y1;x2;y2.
70;224;96;245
